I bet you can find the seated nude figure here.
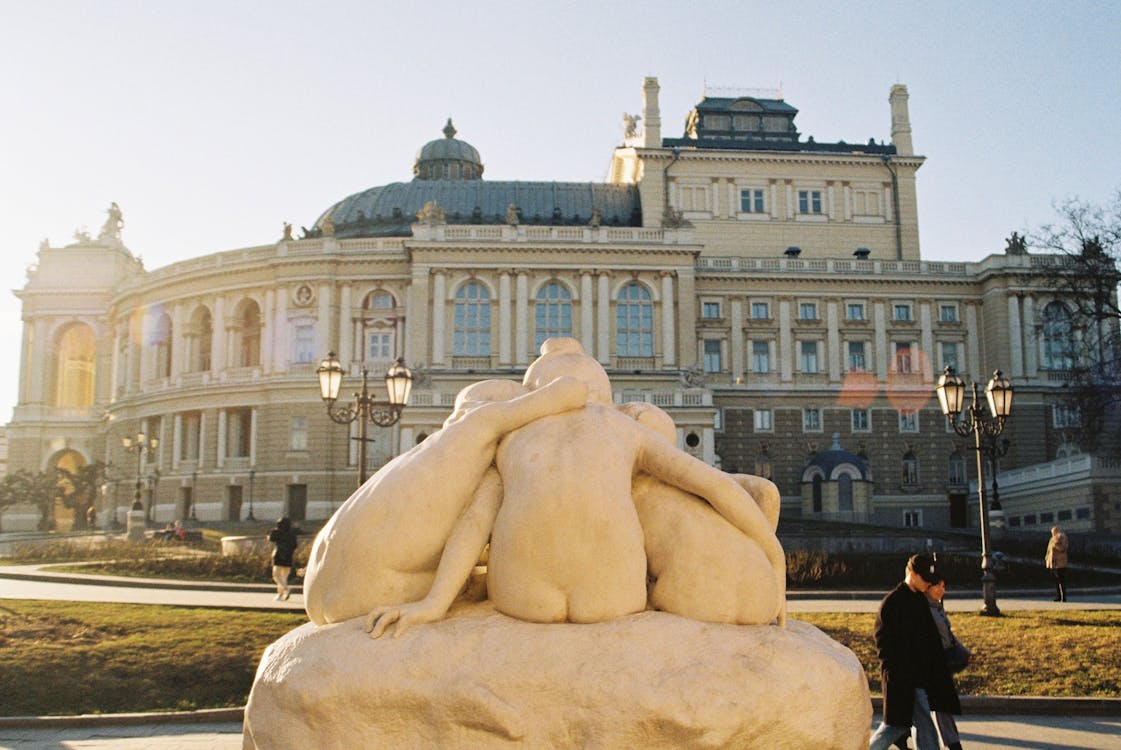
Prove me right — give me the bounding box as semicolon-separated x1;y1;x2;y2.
303;374;587;625
367;338;786;637
620;401;782;624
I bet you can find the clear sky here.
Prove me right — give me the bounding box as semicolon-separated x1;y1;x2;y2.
2;0;1119;423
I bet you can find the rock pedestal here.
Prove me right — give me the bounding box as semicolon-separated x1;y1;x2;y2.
243;602;871;750
125;509;146;542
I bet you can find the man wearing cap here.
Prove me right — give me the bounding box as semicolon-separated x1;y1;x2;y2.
868;554;961;750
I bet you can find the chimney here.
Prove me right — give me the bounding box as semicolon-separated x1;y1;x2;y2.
643;77;662;148
889;84;913;156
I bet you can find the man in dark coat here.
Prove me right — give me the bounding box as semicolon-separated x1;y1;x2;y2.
868;554;961;750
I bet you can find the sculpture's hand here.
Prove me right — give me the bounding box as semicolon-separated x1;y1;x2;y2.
365;599;447;639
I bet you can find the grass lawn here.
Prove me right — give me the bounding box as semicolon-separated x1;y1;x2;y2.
1;600;1118;717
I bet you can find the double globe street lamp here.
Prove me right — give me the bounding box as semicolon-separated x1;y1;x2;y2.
317;352;414;487
936;366;1014;616
121;432;159;541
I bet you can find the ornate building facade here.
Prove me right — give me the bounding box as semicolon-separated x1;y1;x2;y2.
6;78;1117;533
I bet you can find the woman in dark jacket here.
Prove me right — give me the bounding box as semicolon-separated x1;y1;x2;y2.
268;517;299;601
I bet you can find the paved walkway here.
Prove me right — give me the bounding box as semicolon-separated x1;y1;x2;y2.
2;562;1120;749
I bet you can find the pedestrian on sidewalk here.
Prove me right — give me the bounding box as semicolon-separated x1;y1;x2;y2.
868;553;960;750
1045;526;1069;602
268;517;299;601
923;572;969;750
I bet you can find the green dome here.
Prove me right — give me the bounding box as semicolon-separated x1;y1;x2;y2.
414;119;484;181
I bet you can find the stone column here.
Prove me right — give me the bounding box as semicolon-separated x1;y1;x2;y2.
406;267;430;368
826;299;841;381
261;289;275;375
515;271;529;365
1007;294;1024;377
498;271;513;366
431;271;446;366
779;299;793;382
730;297;744;383
338;284;353;368
597;272;611;364
1022;295;1037;377
660;271;676;367
139;310;154;386
873;300;888;380
920;301;934;379
198;411;208;469
29;318;49;404
216;410;227;469
675;267;697;367
580;271;594;354
171;303;186;379
172;414;182;470
212;296;226;373
318;283;333;360
250;408;258;466
965;303;981;380
274;288;288;371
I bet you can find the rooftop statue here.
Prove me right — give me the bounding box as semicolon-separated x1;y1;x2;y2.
320;214;335;237
282;222;294;241
97;202;123;241
623;112;642;139
416;200;446;225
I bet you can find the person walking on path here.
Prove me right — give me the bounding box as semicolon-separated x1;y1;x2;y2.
268;517;299;601
1045;526;1069;602
924;573;970;750
868;553;960;750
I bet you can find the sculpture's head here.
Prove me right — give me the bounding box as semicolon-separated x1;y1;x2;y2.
524;338;611;404
445;379;527;427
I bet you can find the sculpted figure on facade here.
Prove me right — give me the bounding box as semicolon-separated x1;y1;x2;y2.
307;338;786;638
417;200;447;225
320;214;336;237
505;203;520;226
623;112;642;139
98;202;123;241
282;222;294;241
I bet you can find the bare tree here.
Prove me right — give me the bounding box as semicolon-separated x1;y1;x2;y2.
1028;191;1121;454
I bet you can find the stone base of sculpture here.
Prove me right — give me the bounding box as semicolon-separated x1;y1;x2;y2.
126;509;146;543
243;601;871;750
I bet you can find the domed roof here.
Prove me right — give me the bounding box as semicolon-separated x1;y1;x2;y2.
803;434;872;482
414;119;484;181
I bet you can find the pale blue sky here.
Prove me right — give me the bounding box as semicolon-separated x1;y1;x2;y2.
2;1;1119;421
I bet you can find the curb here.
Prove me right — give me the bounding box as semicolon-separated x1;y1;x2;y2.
0;568;302;595
3;696;1119;729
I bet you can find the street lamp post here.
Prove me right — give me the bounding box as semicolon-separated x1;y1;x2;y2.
247;468;256;521
121;432;159;541
317;352;413;487
936;366;1014;616
190;470;198;522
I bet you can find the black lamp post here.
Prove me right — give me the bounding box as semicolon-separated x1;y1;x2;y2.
190;470;198;522
122;432;159;513
247;468;256;521
936;366;1014;616
317;352;413;487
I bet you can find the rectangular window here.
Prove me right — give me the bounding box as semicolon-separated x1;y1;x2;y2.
1053;404;1083;428
702;302;721;319
366;331;393;360
227;408;252;458
798;190;823;214
903;510;923;528
799;302;817;320
1009;516;1022;528
1040;511;1055;524
1076;507;1091;520
800;341;818;373
893;304;912;322
293;324;316;364
289;416;308;451
678;184;709;212
853;190;881;216
703;340;722;373
940;304;958;322
1058;509;1072;522
846;303;865;321
1025;514;1038;526
803;407;822;432
851;408;870;432
180;412;201;461
848;341;866;371
751;302;769;320
739;188;765;213
941;342;959;372
894;341;914;373
753;409;773;431
899;411;918;432
751;341;770;373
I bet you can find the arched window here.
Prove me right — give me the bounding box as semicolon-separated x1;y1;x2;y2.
812;475;823;513
1041;301;1074;370
53;324;96;407
838;474;854;512
454;282;491;356
234;300;261;367
187;306;213;373
948;452;967;486
535;282;572;350
753;453;772;480
902;452;920;485
616;282;653;357
153;313;172;379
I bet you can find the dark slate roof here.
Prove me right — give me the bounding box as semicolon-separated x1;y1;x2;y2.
693;96;798;115
662;135;897;155
805;437;872;480
314;181;641;238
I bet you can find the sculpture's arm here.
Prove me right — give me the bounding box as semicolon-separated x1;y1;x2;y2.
637;434;787;626
366;469;503;639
